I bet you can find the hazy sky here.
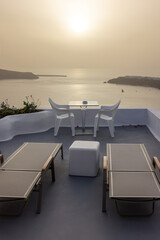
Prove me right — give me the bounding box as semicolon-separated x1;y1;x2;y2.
0;0;160;76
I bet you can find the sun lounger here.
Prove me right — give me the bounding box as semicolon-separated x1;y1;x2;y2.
102;144;160;216
0;142;63;215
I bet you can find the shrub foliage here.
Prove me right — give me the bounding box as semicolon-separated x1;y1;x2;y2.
0;95;41;119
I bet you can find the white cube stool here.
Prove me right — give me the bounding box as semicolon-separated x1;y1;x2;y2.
69;140;100;177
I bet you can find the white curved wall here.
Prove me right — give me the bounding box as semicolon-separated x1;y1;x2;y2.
0;111;54;141
0;108;160;142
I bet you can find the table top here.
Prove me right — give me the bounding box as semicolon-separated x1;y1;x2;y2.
1;142;62;172
107;143;154;172
69;101;99;107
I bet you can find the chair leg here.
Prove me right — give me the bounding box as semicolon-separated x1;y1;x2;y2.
97;118;100;131
70;116;75;136
54;118;61;136
94;117;99;137
108;120;115;137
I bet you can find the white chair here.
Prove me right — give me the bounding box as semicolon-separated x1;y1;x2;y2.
48;98;75;136
94;100;121;138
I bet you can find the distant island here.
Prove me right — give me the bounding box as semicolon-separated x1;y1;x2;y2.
0;69;39;80
37;74;67;77
107;76;160;89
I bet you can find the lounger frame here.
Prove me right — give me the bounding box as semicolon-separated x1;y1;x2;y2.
102;144;160;216
0;142;63;216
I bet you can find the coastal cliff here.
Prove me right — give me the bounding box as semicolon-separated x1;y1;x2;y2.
108;76;160;89
0;69;38;80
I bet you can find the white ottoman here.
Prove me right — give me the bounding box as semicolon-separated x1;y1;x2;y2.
69;140;100;177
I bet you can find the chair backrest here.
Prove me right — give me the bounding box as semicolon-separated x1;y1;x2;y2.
99;100;121;118
48;98;69;116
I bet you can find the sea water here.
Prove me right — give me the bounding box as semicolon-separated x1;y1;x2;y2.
0;68;160;110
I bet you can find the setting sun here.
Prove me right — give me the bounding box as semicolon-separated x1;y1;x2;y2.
69;15;89;34
64;1;92;35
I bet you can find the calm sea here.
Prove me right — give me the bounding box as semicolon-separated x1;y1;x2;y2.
0;68;160;110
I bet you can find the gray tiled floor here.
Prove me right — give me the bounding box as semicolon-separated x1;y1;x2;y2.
0;126;160;240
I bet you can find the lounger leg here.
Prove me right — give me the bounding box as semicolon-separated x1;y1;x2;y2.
0;199;28;216
36;182;42;214
0;154;4;165
152;200;155;214
102;168;107;212
115;199;156;216
51;160;55;182
61;145;64;160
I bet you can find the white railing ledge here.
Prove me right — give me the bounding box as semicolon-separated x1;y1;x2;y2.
147;108;160;142
0;108;160;142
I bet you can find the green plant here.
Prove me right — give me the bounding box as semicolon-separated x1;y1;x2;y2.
23;95;40;113
1;99;10;110
0;95;41;119
0;99;16;118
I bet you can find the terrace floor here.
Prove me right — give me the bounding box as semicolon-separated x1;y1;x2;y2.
0;126;160;240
